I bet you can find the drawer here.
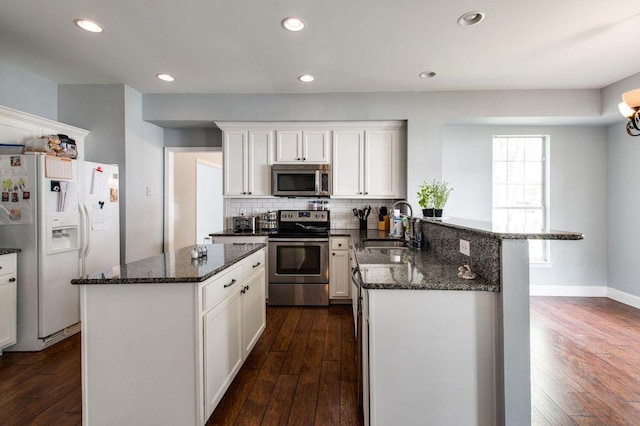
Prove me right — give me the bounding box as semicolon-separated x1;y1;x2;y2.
0;253;17;277
331;237;349;250
243;249;266;277
202;262;243;312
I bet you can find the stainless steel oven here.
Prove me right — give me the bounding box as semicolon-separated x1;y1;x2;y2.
268;210;330;306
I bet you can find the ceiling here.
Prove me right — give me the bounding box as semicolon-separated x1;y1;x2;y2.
2;0;640;95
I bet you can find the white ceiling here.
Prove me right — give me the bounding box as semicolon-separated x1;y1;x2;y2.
1;0;640;95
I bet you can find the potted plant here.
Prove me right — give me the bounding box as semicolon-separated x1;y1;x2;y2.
432;181;453;217
417;181;435;217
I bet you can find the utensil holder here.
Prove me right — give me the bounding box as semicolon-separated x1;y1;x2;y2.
359;219;367;230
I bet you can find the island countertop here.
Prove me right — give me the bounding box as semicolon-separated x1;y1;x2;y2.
71;243;266;285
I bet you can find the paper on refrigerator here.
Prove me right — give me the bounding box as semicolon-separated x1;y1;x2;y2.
0;155;33;224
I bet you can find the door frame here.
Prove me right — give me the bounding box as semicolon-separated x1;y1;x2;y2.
164;147;222;252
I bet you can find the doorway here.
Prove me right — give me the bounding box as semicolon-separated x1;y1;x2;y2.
164;147;223;251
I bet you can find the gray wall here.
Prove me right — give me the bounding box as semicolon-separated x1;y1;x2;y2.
442;126;608;288
164;127;222;148
0;61;58;120
58;84;128;263
143;90;601;211
123;86;164;262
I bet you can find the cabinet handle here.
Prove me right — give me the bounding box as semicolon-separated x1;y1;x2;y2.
252;262;261;268
303;157;306;161
338;243;342;247
245;285;250;291
241;288;246;294
365;192;368;195
248;191;252;195
9;277;15;282
224;279;237;288
332;253;335;256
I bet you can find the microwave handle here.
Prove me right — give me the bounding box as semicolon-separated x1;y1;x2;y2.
315;170;320;194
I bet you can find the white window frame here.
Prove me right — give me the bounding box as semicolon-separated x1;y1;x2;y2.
492;135;551;265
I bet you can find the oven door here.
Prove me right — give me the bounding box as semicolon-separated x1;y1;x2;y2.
268;238;329;284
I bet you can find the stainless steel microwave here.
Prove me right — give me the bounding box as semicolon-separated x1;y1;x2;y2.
272;164;332;197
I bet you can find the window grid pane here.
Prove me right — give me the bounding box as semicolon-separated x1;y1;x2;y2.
492;136;548;262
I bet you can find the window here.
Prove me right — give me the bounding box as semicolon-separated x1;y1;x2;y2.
492;136;548;262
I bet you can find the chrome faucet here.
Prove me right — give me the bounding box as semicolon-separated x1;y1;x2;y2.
390;200;415;244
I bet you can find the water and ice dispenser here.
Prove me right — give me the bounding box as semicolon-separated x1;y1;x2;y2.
46;212;79;255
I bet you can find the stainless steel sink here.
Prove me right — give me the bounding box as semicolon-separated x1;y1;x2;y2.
362;239;408;249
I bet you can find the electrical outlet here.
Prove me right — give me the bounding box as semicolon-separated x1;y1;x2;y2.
459;239;470;256
146;186;152;196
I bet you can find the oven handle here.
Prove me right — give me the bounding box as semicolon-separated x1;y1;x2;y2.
269;238;329;243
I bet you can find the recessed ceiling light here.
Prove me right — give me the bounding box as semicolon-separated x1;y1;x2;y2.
419;71;437;79
282;17;306;32
457;11;485;26
156;74;175;82
74;19;103;33
298;74;314;83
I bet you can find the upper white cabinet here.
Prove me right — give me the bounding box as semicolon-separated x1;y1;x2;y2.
275;130;330;163
221;127;272;196
333;123;406;199
217;121;406;199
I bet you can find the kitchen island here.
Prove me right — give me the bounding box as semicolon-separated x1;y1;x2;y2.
346;220;583;426
72;243;267;426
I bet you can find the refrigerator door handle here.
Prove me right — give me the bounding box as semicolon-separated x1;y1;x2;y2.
83;202;92;259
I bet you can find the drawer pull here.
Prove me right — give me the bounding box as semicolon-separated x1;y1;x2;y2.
224;279;237;288
252;262;261;268
9;277;16;282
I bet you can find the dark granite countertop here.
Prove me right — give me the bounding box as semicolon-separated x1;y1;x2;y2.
421;217;584;240
334;229;498;292
0;249;21;255
72;243;266;285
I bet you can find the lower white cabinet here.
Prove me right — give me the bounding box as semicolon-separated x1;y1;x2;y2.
202;249;266;421
329;237;351;299
203;288;243;417
0;253;17;354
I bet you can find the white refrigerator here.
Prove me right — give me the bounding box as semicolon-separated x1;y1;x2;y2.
0;154;120;351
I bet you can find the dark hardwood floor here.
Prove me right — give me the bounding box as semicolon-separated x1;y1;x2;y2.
531;297;640;425
1;298;639;425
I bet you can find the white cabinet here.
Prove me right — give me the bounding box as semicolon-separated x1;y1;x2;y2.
329;237;351;299
0;253;17;353
242;266;266;354
275;130;330;163
222;129;272;196
203;286;243;416
333;124;406;199
201;248;266;421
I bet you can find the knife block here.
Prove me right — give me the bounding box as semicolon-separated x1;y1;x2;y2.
378;215;390;231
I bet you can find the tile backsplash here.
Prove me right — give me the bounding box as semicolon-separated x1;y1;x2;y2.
225;198;400;230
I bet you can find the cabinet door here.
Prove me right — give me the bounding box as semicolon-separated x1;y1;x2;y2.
203;290;243;418
247;130;272;196
364;130;397;197
242;268;266;355
223;131;247;195
275;131;302;162
0;280;17;350
329;250;351;299
302;130;330;163
332;130;364;196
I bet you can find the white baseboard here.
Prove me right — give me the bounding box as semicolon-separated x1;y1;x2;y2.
530;285;608;297
530;285;640;310
607;288;640;310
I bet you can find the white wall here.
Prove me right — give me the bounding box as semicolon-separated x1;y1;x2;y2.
442;126;608;288
172;151;222;249
164;127;222;148
0;61;58;120
124;86;164;262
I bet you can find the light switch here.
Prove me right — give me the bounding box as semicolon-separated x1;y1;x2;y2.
459;239;470;256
